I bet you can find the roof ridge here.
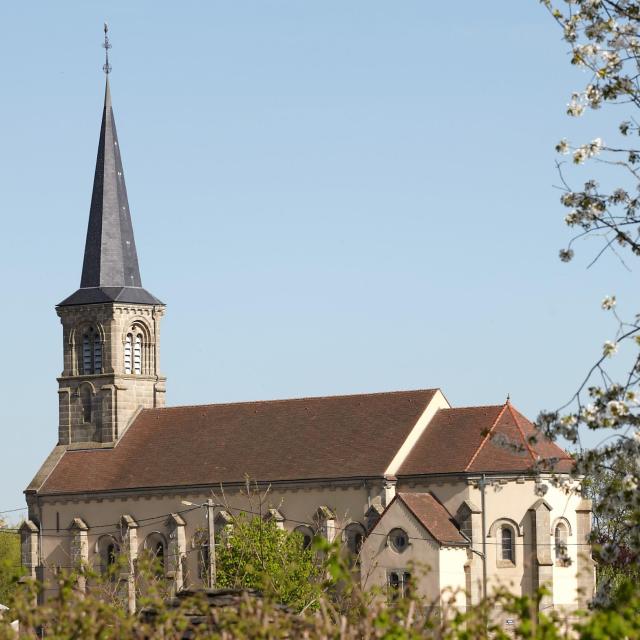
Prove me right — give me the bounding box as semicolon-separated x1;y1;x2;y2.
464;403;509;472
506;403;538;463
508;404;572;461
140;388;439;412
441;404;505;412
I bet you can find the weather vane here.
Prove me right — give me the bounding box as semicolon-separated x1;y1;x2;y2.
102;23;112;74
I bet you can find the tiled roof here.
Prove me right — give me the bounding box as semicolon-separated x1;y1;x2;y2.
396;493;467;545
398;402;573;476
40;389;438;495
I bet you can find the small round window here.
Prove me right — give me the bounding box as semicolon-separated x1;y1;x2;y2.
388;528;409;553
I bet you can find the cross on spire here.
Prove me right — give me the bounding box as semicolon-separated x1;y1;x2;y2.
103;23;112;74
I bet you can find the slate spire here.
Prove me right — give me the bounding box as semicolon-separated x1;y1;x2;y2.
59;77;161;306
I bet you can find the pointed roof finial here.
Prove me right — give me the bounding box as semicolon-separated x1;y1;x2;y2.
506;393;511;404
102;23;112;75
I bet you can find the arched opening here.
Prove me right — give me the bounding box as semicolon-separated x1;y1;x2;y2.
79;385;92;424
294;525;314;550
96;535;120;577
193;529;210;581
144;532;167;576
79;326;102;375
344;522;365;559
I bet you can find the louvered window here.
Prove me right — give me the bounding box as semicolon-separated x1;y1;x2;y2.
82;335;92;374
134;334;142;374
93;334;102;373
124;334;132;374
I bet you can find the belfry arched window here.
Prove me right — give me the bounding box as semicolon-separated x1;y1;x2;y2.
80;327;102;375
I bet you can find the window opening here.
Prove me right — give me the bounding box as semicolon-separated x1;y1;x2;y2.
555;523;568;565
93;333;102;373
134;334;142;374
388;528;409;553
501;526;514;563
83;335;92;374
388;571;411;600
124;334;132;374
80;386;92;424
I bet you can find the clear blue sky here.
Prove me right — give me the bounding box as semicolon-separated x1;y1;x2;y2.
0;2;635;516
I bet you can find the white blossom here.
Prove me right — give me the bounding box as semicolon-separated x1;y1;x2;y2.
601;295;616;310
603;340;618;357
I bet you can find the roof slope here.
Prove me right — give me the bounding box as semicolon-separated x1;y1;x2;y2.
398;402;572;476
40;389;437;495
397;493;467;545
59;78;160;307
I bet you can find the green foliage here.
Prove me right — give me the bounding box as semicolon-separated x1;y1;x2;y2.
0;520;22;605
215;514;325;611
3;554;640;639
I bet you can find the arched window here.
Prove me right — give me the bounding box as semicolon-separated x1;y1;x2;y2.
80;327;102;374
96;535;120;577
124;334;132;374
193;529;210;581
294;525;314;550
501;526;515;564
80;385;92;424
144;532;167;575
555;523;569;566
344;523;365;557
134;334;142;374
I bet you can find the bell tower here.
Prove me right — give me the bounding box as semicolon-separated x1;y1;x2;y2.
57;31;166;446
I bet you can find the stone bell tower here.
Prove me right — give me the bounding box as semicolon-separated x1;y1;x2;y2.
56;73;166;446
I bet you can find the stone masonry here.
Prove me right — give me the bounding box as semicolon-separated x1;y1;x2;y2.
57;302;166;445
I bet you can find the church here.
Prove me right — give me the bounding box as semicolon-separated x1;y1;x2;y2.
22;66;594;616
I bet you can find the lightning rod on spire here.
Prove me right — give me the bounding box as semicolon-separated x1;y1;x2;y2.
102;23;112;75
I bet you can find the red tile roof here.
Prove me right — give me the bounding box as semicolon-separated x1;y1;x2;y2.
398;402;573;476
40;389;437;495
397;493;467;545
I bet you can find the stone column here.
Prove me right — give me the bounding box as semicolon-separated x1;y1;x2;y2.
19;520;39;579
120;515;139;614
69;517;89;594
264;508;285;530
167;513;187;594
456;499;483;605
576;499;595;608
315;506;337;542
528;499;553;611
